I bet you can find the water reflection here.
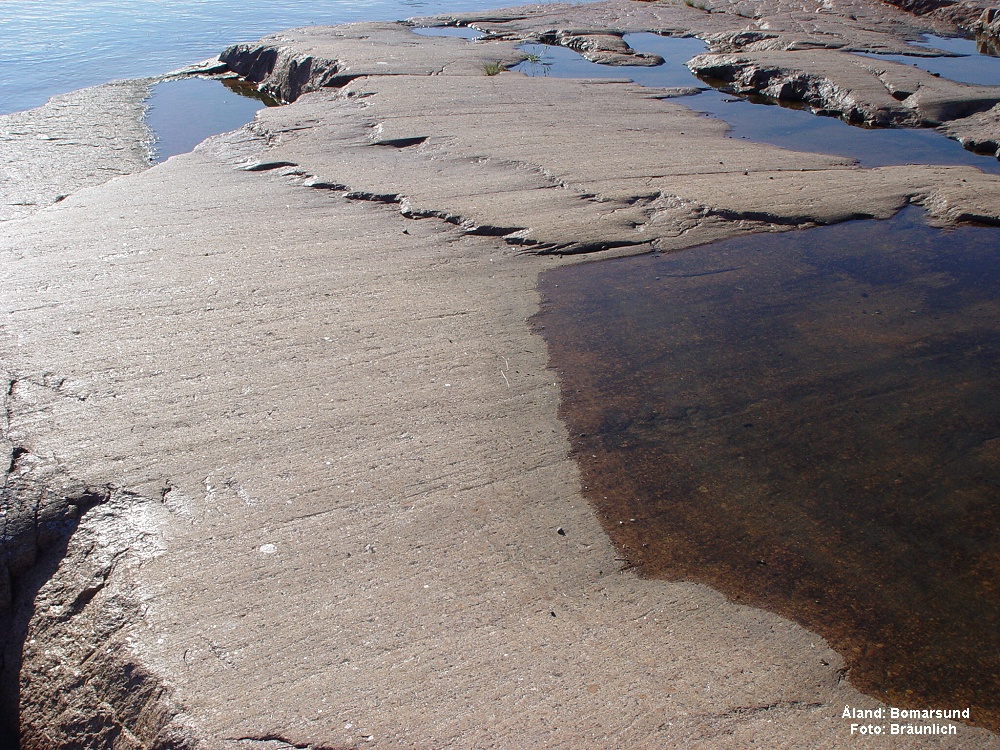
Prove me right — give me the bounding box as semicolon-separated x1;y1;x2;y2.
536;205;1000;730
145;77;268;163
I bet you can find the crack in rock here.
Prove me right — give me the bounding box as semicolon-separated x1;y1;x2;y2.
0;375;195;749
0;445;111;746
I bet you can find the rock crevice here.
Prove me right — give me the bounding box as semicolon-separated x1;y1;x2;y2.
1;378;195;749
219;44;347;104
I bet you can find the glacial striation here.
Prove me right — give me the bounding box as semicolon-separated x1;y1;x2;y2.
2;1;1000;748
0;80;153;222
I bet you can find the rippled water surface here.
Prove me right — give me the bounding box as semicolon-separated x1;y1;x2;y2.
536;206;1000;730
0;0;538;114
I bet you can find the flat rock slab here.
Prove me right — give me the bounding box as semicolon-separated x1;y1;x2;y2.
2;10;1000;750
4;135;997;750
0;80;152;221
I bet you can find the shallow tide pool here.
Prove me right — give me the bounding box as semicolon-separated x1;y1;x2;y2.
145;77;272;162
535;205;1000;731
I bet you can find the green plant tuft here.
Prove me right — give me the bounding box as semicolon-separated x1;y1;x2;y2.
482;61;506;76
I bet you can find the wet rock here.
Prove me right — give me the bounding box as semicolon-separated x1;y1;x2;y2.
879;0;958;16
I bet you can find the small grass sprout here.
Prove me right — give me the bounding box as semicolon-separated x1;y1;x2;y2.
482;60;506;75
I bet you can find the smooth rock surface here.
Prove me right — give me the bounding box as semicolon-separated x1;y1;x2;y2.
3;7;1000;750
0;80;152;222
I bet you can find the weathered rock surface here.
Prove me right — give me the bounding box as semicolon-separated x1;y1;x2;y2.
0;80;152;222
417;0;1000;155
428;0;958;55
941;101;1000;155
219;24;526;102
0;441;107;746
879;0;958;19
3;8;1000;750
687;48;1000;126
968;6;1000;50
186;23;999;252
4;131;998;749
246;72;1000;252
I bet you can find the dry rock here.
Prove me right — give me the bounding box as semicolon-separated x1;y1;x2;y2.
2;8;1000;750
0;80;152;222
687;48;1000;126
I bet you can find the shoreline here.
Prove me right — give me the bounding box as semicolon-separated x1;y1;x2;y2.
536;205;1000;732
2;2;1000;746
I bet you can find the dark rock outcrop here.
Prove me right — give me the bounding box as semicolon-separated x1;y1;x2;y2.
878;0;958;16
219;44;346;103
